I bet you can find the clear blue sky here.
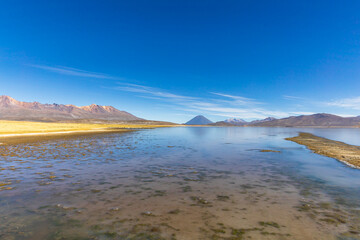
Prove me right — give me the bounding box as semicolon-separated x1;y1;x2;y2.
1;0;360;123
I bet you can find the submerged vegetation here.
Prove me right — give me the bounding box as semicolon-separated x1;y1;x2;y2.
0;127;360;239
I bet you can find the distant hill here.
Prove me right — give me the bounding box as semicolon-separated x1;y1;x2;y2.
211;117;276;126
225;118;247;123
249;117;277;124
208;114;360;127
224;118;247;125
0;95;142;122
249;113;360;127
209;121;237;126
185;115;213;125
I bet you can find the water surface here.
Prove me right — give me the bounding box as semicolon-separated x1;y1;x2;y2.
1;127;360;240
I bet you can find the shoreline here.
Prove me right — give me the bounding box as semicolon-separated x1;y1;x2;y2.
286;132;360;169
0;128;130;137
0;120;176;145
0;128;139;145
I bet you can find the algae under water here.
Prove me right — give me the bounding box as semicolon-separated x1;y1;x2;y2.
1;127;360;240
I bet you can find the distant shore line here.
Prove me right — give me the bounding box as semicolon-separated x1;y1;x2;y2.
0;120;177;145
191;125;360;128
0;128;130;137
0;129;141;145
286;132;360;169
1;120;360;146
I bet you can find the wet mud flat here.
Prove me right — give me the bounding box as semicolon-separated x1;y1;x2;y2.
0;129;360;240
286;132;360;168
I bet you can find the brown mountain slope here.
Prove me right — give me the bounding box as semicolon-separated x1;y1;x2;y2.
249;113;360;127
0;95;142;122
209;121;237;126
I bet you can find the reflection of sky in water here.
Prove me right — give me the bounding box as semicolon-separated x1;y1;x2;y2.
151;127;360;191
2;127;360;202
2;126;360;239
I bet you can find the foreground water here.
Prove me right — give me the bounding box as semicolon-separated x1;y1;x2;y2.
1;127;360;240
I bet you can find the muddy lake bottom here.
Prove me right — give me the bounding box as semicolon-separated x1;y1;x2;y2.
1;127;360;240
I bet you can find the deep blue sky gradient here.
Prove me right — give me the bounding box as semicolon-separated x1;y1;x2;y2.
1;0;360;122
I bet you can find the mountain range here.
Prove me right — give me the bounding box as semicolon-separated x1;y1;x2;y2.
224;118;247;125
250;113;360;127
249;117;277;124
0;95;141;122
210;116;277;126
1;95;360;127
185;114;360;127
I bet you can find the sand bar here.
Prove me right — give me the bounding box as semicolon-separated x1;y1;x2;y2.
286;132;360;169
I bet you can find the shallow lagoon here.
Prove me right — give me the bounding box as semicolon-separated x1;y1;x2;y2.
1;127;360;240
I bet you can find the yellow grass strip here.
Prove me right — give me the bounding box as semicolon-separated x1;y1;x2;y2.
0;120;172;135
286;132;360;169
